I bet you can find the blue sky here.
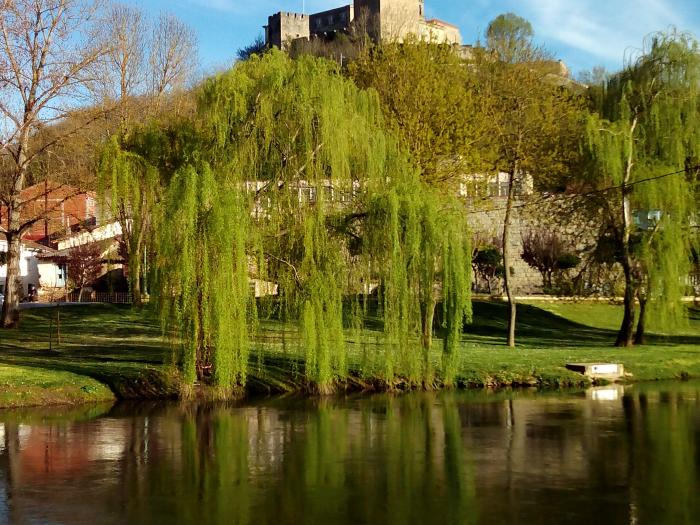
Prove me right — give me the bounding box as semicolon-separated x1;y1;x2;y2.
130;0;700;77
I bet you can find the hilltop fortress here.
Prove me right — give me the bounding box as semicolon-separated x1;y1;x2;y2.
265;0;462;49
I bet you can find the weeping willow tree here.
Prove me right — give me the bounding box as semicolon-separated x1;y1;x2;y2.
98;136;160;306
586;31;700;346
111;50;472;396
365;174;472;387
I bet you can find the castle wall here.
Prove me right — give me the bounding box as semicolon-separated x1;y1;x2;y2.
310;5;354;36
420;19;461;44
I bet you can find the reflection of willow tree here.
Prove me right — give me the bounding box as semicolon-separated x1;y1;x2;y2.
623;385;700;524
119;406;251;525
257;395;477;524
0;423;21;523
104;51;472;396
110;396;477;524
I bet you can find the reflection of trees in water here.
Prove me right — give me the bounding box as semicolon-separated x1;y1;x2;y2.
0;385;698;524
118;396;479;525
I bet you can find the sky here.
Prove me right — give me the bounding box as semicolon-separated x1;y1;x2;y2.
128;0;700;77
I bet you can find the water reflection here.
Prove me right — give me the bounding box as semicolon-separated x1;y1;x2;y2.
0;382;698;525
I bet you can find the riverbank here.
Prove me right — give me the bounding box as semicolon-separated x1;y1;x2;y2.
0;301;698;408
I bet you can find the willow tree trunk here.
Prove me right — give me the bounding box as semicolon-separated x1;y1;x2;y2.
420;298;436;384
130;249;143;306
502;169;517;348
615;190;636;347
634;293;647;345
615;118;638;348
616;259;636;347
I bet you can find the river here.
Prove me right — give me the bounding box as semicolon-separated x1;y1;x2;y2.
0;381;698;524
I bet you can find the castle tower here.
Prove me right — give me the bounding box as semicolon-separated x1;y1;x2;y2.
264;12;310;49
353;0;425;43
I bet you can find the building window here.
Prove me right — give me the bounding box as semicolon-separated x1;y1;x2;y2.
301;186;317;204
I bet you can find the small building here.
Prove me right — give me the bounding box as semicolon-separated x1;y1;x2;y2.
421;18;461;44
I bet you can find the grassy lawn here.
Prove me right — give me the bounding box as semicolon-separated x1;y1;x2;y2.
0;300;698;408
0;305;178;407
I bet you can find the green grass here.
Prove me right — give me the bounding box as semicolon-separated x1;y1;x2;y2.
0;364;114;408
0;300;698;408
452;301;700;387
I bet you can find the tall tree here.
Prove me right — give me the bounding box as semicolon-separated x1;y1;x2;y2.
485;12;534;64
149;12;198;97
0;0;104;327
348;41;484;187
108;51;472;396
95;2;148;113
349;42;479;378
585;31;700;346
476;15;584;347
95;5;198;306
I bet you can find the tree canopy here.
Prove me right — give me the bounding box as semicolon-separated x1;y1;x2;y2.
486;12;535;63
348;41;484;187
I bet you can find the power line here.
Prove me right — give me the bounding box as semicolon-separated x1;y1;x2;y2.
464;165;699;216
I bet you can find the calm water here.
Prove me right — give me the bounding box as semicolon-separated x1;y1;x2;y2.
0;382;698;525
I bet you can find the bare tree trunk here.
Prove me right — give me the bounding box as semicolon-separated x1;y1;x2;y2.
1;133;29;328
130;247;142;307
502;169;517;348
1;233;23;328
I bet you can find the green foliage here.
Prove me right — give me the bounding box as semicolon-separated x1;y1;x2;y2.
348;41;483;186
485;13;535;63
556;253;581;270
156;164;252;395
365;174;472;386
98;136;160;305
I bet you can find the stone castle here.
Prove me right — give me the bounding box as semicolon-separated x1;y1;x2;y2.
264;0;462;49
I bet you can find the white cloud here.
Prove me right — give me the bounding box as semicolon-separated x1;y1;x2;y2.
519;0;684;63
